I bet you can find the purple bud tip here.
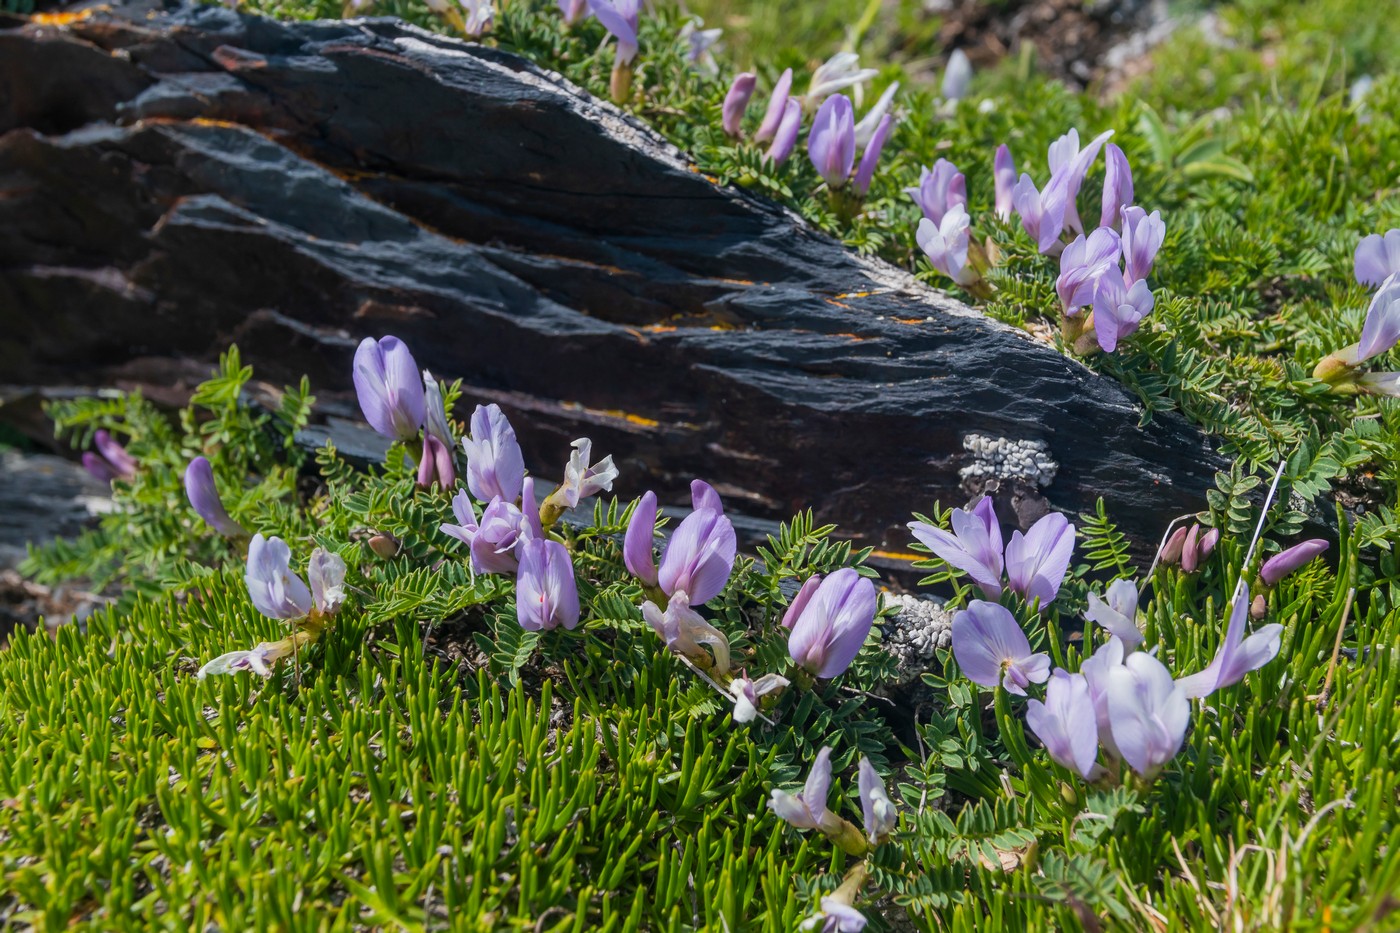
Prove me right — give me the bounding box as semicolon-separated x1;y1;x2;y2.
1260;539;1329;586
722;72;757;137
184;456;247;539
94;429;138;479
851;113;894;197
766;98;802;166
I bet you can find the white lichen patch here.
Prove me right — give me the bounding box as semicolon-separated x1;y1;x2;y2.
881;592;954;685
959;434;1058;488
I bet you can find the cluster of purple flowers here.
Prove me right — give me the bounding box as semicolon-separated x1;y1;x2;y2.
722;53;893;196
1314;228;1400;396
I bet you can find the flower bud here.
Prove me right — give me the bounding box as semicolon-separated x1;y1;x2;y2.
753;68;793;143
807;94;856;189
765;98;802;165
353;336;426;441
722;72;756;137
184;456;248;539
368;533;401;559
1259;538;1329;587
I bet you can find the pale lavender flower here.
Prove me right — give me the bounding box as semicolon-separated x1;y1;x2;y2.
690;479;723;514
1100;143;1134;230
1004;512;1075;605
1084;578;1143;648
781;575;822;630
422;371;455;448
184;456;247;538
723;73;757;137
857;757;897;843
1176;591;1283;699
197;638;297;679
729;671;788;723
82;452;120;484
623;490;659;587
680;19;722;73
940;48;971;102
808;94;857;189
951;600;1050;695
308;547;347;616
1356;274;1400;363
853;82;899;149
1259;538;1329;586
1105;651;1189;776
754;68;793;143
807;52;878;105
1056;227;1122;313
851;114;893;197
768;745;838;831
1012;173;1069;254
767;98;803;165
587;0;640;66
1080;636;1125;759
1026;669;1101;779
516;538;579;631
459;0;492;36
1045;128;1113;235
915;205;976;286
1091;264;1155;353
440;489;531;575
1355;229;1400;287
1120;206;1166;285
657;493;736;605
786;568;878;679
461;403;525;503
799;900;867;933
417;434;457;489
93;429;138;478
1358;372;1400;396
353;336;425;441
643;592;730;672
908;495;1003;598
245;534;313;621
906;159;967;226
548;438;618;510
557;0;588;25
993;144;1015;222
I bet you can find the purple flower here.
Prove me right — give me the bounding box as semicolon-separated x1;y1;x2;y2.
460;0;493;36
308;547;347;616
951;600;1050;695
1080;636;1125;759
1012;173;1069;254
680;19;722;72
643;592;730;672
853;82;899;149
723;73;757;137
754;68;793;143
422;371;455;448
908;496;1003;598
586;0;640;65
1355;229;1400;287
940;48;971;102
440;488;531;575
808;94;856;189
690;479;723;514
623;490;659;586
1100;143;1134;230
1084;578;1142;648
906;159;967;226
1056;227;1121;313
1159;525;1188;565
1004;511;1075;605
184;457;248;538
786;568;878;679
781;575;822;630
245;534;313;621
1356;274;1400;363
851;113;893;197
556;0;588;25
516;538;580;631
353;336;426;441
768;745;838;831
1259;538;1329;586
1179;524;1202;574
1045;128;1113;236
1198;527;1220;559
1358;372;1400;396
1176;591;1283;699
1105;651;1189;776
656;491;736;605
915;205;976;286
1091;264;1155;353
766;98;803;165
1026;669;1100;779
729;670;788;723
800;900;867;933
1120;206;1166;285
461;404;525;503
94;429;138;478
417;434;457;489
82;452;119;484
993;144;1015;221
857;757;897;843
807;52;878;104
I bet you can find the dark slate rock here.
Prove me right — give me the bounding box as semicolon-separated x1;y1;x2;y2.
0;2;1227;565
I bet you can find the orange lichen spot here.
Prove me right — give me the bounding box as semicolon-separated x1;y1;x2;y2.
30;6;101;24
642;324;678;334
833;290;874;300
893;317;925;325
870;549;925;563
824;298;853;310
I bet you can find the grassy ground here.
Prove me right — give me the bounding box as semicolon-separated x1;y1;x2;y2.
2;0;1399;930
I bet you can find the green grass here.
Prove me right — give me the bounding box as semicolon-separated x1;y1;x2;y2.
3;0;1400;929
